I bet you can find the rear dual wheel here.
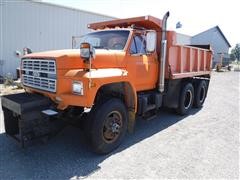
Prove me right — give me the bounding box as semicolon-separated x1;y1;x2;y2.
177;83;194;115
177;80;207;115
193;80;207;108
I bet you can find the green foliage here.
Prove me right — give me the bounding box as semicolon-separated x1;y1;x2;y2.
230;44;240;61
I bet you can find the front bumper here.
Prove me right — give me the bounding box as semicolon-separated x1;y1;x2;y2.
1;93;63;147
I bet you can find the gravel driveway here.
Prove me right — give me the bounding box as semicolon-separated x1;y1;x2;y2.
0;71;239;179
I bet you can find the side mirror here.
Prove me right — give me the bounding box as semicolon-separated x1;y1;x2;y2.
80;42;95;61
15;50;21;58
146;31;157;53
23;47;32;55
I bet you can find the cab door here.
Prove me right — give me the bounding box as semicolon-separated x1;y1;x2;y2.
126;33;158;91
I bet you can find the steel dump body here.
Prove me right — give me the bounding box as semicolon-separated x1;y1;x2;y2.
89;16;213;79
166;40;212;79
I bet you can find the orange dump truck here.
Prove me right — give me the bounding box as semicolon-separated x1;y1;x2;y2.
2;12;212;154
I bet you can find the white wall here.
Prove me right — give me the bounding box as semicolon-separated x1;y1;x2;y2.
0;0;114;77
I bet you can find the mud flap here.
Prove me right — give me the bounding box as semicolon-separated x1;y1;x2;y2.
1;93;64;147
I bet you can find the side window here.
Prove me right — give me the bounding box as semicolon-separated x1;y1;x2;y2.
130;38;137;54
130;34;146;54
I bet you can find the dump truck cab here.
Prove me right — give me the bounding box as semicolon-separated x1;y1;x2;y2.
2;13;213;154
21;23;161;111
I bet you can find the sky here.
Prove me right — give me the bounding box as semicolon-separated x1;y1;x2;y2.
43;0;239;49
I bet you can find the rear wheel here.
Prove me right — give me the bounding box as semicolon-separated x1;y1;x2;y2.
86;98;128;154
194;80;207;108
176;83;194;115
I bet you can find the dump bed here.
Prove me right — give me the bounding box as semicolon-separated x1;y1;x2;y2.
166;31;212;79
167;45;212;79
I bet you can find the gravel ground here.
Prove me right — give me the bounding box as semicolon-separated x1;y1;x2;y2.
0;71;239;179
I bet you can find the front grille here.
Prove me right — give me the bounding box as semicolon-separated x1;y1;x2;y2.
22;59;57;92
22;59;56;73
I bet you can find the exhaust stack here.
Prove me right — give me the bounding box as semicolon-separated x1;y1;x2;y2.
158;11;170;92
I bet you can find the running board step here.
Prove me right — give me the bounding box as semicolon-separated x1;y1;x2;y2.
137;93;163;116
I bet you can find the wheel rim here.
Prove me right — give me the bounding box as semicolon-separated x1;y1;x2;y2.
184;89;193;109
199;86;206;103
102;111;123;143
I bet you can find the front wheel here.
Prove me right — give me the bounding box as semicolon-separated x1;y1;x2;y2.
176;83;194;115
87;98;128;154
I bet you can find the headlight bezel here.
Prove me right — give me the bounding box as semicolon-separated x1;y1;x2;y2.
72;81;84;95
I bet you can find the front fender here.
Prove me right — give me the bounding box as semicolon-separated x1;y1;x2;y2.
62;68;138;112
88;68;138;113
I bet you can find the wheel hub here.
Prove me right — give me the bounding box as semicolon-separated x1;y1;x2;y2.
111;123;120;133
102;111;123;143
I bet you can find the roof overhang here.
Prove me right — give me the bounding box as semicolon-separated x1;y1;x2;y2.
88;15;163;31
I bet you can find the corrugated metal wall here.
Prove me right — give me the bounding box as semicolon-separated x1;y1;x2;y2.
0;0;4;78
0;0;114;77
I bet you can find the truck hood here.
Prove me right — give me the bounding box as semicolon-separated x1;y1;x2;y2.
23;49;126;69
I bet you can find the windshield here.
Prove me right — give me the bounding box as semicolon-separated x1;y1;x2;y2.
76;30;130;50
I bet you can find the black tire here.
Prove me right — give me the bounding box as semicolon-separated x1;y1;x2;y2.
176;83;194;115
86;98;128;154
193;80;207;108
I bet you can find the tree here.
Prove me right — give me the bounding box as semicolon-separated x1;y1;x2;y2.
230;44;240;61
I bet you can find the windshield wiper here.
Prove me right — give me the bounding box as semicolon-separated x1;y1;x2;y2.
93;46;109;50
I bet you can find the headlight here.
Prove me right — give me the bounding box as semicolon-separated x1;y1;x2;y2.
72;81;84;95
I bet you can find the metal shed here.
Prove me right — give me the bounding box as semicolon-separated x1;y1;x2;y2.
176;26;231;68
0;0;115;78
191;26;231;67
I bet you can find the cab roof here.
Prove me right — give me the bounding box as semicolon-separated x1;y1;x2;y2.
88;15;163;31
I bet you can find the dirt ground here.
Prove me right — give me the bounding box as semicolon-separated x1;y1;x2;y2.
0;71;239;179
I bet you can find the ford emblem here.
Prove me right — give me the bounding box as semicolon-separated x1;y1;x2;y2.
33;71;40;77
